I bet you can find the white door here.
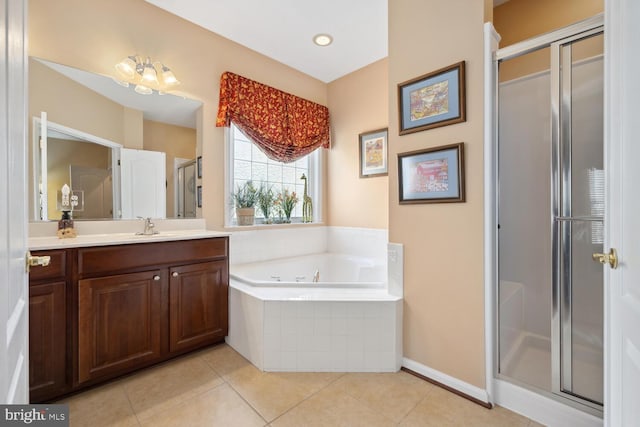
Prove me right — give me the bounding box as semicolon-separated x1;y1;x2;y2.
0;0;29;404
604;0;640;425
120;148;166;219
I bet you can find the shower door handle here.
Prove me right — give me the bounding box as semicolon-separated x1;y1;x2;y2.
592;248;618;269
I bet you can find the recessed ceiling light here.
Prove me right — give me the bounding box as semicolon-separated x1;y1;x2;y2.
313;34;333;47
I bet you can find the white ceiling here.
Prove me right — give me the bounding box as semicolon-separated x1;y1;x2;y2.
145;0;388;83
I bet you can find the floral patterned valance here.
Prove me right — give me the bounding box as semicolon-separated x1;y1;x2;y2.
215;71;330;163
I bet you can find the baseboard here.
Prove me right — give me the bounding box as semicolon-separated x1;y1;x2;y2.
402;357;491;407
494;379;603;427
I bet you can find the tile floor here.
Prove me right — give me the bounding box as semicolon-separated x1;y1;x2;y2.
59;343;543;426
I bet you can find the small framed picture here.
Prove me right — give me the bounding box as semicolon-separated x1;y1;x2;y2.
359;128;388;178
398;61;466;135
197;185;202;208
398;142;465;204
197;156;202;179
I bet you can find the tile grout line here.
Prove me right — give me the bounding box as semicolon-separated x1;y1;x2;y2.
197;352;272;425
119;381;143;427
222;377;270;425
249;370;349;425
394;387;435;426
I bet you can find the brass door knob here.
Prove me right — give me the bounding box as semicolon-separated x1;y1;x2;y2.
592;248;618;269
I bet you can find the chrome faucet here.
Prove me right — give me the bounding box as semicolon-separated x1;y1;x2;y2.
136;217;158;235
312;269;320;283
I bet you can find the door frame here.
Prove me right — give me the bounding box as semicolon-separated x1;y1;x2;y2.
1;0;29;404
483;14;607;426
602;0;640;425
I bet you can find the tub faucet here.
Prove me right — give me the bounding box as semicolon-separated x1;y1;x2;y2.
136;217;158;235
312;269;320;283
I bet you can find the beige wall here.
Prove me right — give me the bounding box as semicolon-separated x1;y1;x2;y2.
389;0;490;388
29;0;327;229
327;59;388;229
494;0;603;81
29;58;126;144
143;120;197;217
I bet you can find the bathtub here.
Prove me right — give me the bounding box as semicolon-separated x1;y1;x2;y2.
227;252;402;372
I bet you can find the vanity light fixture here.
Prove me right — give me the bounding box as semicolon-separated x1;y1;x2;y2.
313;33;333;47
114;54;180;95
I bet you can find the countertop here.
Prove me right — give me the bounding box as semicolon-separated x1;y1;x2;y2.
29;229;230;250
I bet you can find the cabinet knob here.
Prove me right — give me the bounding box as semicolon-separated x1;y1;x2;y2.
153;275;160;281
172;272;179;277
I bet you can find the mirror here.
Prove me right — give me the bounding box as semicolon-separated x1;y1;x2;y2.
29;56;203;221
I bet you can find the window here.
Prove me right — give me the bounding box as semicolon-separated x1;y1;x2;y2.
227;123;319;225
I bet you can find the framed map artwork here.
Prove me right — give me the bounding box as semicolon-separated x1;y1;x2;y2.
398;61;466;135
398;142;465;204
359;128;388;178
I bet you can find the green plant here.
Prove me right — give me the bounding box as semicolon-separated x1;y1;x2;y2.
232;180;257;208
256;182;276;222
275;189;298;222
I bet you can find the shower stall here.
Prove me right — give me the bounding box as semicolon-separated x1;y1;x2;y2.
176;159;197;218
496;17;604;414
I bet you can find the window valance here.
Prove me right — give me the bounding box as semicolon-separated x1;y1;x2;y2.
215;71;330;163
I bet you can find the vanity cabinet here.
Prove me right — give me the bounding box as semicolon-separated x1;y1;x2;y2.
78;269;166;383
28;250;69;403
28;236;229;402
169;260;228;353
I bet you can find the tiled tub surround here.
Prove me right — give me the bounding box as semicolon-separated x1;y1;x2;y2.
227;226;403;372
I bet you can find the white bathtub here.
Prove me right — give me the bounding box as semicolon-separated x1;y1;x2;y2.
227;252;402;372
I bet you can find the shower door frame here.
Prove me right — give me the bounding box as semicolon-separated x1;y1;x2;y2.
493;14;604;415
550;28;605;410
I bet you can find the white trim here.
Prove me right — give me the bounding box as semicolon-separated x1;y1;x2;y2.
603;0;631;425
494;379;602;427
496;14;603;61
402;357;490;404
35;117;123;149
483;21;501;405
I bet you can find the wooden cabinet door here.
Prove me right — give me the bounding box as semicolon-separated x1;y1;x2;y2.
78;270;165;383
169;261;228;353
29;281;66;402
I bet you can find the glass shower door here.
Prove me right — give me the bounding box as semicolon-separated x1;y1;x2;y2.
552;32;604;407
497;25;604;413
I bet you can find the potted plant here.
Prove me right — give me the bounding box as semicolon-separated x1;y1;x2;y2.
232;180;257;225
275;189;298;223
256;182;276;224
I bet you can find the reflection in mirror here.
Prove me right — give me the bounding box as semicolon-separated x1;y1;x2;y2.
34;116;121;221
29;56;203;221
177;159;197;218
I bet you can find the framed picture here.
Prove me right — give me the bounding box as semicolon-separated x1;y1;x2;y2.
197;156;202;178
197;185;202;208
398;61;466;135
398;142;465;204
359;128;388;178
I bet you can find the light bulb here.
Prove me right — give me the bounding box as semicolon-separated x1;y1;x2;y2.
111;76;130;87
115;55;137;79
313;34;333;46
141;58;158;84
160;65;179;87
134;84;153;95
